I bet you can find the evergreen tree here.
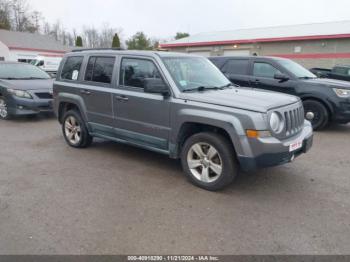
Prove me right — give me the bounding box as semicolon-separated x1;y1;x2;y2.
175;32;190;40
75;36;83;47
126;32;152;50
112;33;121;48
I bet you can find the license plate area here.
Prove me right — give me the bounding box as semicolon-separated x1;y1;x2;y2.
289;140;303;152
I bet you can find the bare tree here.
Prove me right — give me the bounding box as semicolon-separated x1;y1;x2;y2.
30;10;41;32
42;21;50;35
83;26;100;48
10;0;28;31
98;23;123;48
50;20;62;41
1;0;128;49
99;23;114;48
0;0;12;29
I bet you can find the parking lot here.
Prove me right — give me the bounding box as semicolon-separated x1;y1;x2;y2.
0;116;349;255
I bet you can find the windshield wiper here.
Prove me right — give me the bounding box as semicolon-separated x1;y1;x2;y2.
0;77;48;80
182;86;224;93
299;76;316;80
0;77;21;80
219;83;239;88
182;83;237;93
22;77;48;80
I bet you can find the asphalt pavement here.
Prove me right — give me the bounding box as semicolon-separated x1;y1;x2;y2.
0;116;349;255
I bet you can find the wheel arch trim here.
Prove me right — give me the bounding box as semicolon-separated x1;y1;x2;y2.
57;93;88;123
170;109;248;158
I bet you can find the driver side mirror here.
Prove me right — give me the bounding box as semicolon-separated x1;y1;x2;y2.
144;78;170;97
274;73;289;82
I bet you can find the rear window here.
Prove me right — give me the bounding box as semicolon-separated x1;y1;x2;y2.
85;56;115;84
221;59;249;75
61;56;84;81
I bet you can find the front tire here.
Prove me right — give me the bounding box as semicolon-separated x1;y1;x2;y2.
62;110;93;148
0;96;11;120
303;100;329;130
181;132;238;191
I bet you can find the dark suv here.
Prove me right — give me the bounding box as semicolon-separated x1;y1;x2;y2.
209;56;350;130
310;65;350;82
53;50;313;191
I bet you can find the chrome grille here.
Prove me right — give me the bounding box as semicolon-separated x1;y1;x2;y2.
283;104;304;137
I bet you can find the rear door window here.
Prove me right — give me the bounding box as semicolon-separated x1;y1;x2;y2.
333;67;349;76
253;62;281;78
85;56;115;84
222;59;249;75
61;56;84;81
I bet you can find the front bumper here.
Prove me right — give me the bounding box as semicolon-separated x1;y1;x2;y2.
333;101;350;124
7;95;53;116
238;121;313;172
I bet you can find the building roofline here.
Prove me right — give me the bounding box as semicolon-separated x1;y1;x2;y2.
8;46;68;54
160;33;350;48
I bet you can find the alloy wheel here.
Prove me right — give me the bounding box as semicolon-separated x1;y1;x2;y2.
304;105;321;127
187;142;223;183
64;116;82;145
0;98;8;119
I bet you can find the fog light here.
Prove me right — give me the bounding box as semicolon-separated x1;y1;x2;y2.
18;105;24;110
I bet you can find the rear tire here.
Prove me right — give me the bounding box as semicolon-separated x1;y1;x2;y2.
0;96;11;120
303;100;329;131
181;132;238;191
62;110;92;148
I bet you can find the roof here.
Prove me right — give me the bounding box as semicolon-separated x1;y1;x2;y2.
66;49;198;57
209;55;285;60
160;20;350;48
0;29;71;53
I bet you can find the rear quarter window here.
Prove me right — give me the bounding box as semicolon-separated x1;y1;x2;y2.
221;59;249;75
61;56;84;81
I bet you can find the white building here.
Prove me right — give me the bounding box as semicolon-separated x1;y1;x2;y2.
0;29;70;63
160;21;350;68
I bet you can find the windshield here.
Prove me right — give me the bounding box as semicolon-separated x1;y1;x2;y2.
30;60;39;66
162;56;230;91
0;63;50;79
277;59;316;78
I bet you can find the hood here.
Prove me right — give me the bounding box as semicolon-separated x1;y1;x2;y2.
0;79;54;91
180;87;299;113
300;78;350;89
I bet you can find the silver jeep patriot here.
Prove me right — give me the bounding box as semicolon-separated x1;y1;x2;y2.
53;50;313;191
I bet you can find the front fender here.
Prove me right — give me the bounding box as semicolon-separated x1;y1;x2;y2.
171;108;254;157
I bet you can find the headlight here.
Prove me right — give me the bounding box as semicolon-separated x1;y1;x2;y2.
333;88;350;98
269;112;284;134
7;89;33;99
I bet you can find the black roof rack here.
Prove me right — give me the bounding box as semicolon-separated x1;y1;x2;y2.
71;48;124;52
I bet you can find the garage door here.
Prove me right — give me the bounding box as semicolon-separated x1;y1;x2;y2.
188;51;211;57
223;50;250;56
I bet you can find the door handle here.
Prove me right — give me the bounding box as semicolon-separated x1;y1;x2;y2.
115;95;129;101
80;89;92;95
250;79;260;85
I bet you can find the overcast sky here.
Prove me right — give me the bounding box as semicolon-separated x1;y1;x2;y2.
29;0;350;40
